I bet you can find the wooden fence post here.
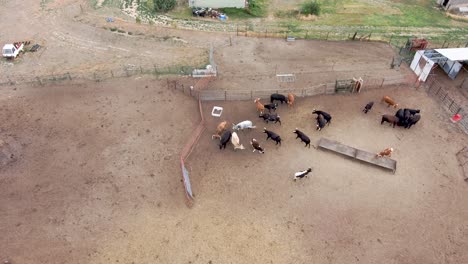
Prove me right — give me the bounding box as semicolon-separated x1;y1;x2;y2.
326;32;330;40
380;78;385;87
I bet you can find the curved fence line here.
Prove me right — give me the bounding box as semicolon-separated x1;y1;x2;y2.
179;76;213;207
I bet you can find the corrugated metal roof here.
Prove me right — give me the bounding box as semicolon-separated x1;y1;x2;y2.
434;48;468;61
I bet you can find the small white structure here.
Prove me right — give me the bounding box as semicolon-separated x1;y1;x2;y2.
211;106;223;117
410;48;468;81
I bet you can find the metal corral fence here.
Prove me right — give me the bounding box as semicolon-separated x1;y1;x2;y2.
456;147;468;181
198;74;417;101
0;64;200;87
234;24;468;48
179;76;213;207
423;76;468;134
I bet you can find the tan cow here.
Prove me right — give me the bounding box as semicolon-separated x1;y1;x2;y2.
376;147;394;158
381;96;398;108
254;98;265;114
212;121;227;140
231;132;245;150
287;93;295;107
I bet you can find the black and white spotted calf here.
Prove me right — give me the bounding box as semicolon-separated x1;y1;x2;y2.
264;103;278;112
293;168;312;181
250;138;265;154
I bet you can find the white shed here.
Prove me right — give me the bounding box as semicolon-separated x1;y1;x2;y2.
410;48;468;81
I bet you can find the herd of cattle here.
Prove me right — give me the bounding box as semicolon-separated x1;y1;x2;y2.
211;93;421;159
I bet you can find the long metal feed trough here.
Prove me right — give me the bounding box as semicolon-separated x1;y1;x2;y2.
317;138;397;173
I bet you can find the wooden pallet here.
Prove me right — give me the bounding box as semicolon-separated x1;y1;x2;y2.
317;138;397;173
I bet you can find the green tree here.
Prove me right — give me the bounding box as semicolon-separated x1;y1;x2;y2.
153;0;176;12
301;0;321;16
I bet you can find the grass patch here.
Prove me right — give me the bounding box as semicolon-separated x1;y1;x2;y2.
110;27;118;31
117;29;126;33
220;0;267;18
274;9;299;18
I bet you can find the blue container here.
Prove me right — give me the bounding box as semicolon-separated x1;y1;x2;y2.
219;14;226;21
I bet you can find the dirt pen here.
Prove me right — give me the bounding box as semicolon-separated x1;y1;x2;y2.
176;73;418;205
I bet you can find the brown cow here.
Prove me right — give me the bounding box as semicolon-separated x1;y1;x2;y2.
381;96;398;108
376;147;393;158
287;93;295;107
212;121;227;140
254;98;265;114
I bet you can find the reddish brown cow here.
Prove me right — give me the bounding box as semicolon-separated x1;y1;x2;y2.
254;98;265;114
287;93;295;107
381;96;398;108
212;121;227;140
376;147;393;158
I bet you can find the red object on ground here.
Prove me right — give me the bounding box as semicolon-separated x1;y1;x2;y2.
451;114;462;123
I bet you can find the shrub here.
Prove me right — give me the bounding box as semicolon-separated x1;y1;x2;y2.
136;16;141;23
301;0;321;16
153;0;176;12
110;27;117;31
146;0;154;11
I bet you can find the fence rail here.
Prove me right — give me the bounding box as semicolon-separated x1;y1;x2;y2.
424;76;468;134
198;74;417;101
179;76;213;207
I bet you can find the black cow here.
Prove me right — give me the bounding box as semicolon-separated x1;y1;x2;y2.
405;114;421;129
405;108;421;115
263;128;282;145
293;129;310;148
395;109;405;120
381;115;399;128
363;101;374;114
264;103;278;112
316;115;327;131
312;110;332;125
270;93;287;104
219;130;231;149
259;113;281;125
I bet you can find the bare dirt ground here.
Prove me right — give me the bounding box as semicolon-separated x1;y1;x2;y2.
190;86;468;263
1;0;468;263
2;78;467;264
0;77;199;263
211;37;410;91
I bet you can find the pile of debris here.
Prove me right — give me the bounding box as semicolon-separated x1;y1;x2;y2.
192;7;227;20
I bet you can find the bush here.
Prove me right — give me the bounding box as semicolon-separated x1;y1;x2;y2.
301;0;321;16
153;0;176;12
136;16;141;23
146;0;154;11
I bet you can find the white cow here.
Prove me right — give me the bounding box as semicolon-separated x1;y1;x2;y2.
231;132;245;150
232;120;256;131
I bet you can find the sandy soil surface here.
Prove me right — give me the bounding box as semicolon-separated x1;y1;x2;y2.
1;0;467;263
211;37;411;91
2;79;467;264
